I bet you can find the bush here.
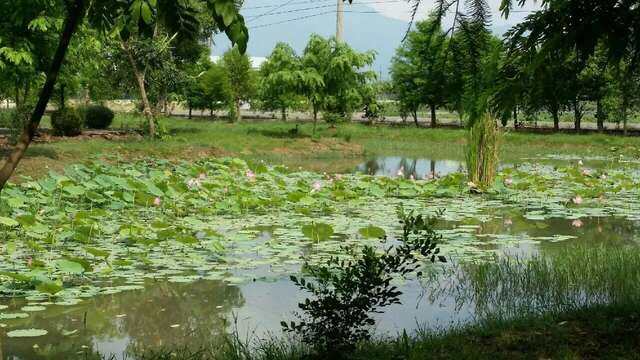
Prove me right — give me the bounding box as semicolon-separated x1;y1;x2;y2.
51;107;82;136
282;208;446;357
0;109;17;128
84;105;114;129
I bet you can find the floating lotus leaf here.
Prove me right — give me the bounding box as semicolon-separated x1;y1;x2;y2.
7;328;48;338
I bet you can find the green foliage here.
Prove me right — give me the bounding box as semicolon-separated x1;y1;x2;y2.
200;63;229;113
466;113;499;188
84;105;114;129
258;43;307;120
282;209;445;356
221;47;255;122
301;35;376;127
51;107;83;137
391;19;450;126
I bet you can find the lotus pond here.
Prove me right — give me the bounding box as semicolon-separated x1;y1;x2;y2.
1;154;640;359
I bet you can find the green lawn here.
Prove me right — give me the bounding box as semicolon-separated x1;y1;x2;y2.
7;113;640;180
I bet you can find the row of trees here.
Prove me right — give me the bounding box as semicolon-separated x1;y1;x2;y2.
391;9;640;133
180;35;377;132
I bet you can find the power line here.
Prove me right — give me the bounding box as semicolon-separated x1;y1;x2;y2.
243;0;334;10
247;1;402;19
248;0;299;22
248;10;379;29
244;0;402;12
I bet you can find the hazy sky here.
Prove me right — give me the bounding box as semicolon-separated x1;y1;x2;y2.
366;0;540;27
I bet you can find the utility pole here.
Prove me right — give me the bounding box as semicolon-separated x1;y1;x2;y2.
336;0;344;42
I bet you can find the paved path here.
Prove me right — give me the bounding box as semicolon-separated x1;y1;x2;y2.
167;109;640;134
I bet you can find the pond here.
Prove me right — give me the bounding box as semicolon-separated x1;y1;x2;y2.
1;155;639;359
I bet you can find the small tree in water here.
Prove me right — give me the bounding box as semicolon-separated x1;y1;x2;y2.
282;209;446;357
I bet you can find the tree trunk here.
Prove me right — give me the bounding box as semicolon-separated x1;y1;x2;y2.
60;84;65;109
14;83;21;109
412;109;418;128
622;98;629;136
552;109;560;131
188;105;192;119
596;99;604;132
312;105;319;136
430;104;437;128
122;41;156;138
513;108;518;128
281;107;287;121
573;99;582;131
0;0;85;191
235;100;241;122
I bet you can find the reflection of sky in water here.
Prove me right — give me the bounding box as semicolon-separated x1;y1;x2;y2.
355;157;464;179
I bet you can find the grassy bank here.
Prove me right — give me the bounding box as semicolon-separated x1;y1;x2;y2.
5;114;640;180
120;305;640;360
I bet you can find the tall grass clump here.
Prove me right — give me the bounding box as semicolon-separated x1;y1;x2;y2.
444;245;640;321
465;112;499;187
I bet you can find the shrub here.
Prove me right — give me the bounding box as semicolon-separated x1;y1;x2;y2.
0;109;17;128
51;107;82;136
282;207;446;357
84;105;114;129
0;109;30;145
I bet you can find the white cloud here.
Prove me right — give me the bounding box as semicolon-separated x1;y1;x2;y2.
365;0;540;29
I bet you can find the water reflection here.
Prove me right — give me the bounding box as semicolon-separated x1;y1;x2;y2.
0;276;470;360
355;157;464;179
1;279;244;360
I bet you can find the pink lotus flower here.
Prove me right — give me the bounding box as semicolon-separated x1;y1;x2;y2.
467;181;477;188
572;219;583;228
504;177;513;186
397;166;405;177
26;256;33;268
504;218;513;226
186;178;201;189
198;173;207;180
246;170;256;180
582;169;591;176
153;197;161;206
311;181;323;192
578;160;584;166
572;196;583;205
600;174;607;180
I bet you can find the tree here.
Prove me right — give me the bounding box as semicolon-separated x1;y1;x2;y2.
200;62;229;116
502;0;640;132
300;35;375;132
259;43;304;121
413;0;500;187
0;0;248;191
391;19;450;128
220;47;254;122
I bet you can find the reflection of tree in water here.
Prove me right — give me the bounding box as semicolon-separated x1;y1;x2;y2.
361;158;382;175
119;280;244;354
2;279;244;360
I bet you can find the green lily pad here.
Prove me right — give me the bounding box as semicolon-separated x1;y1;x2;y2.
7;329;48;338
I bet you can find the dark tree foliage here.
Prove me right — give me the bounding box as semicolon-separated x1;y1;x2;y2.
282;209;446;357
